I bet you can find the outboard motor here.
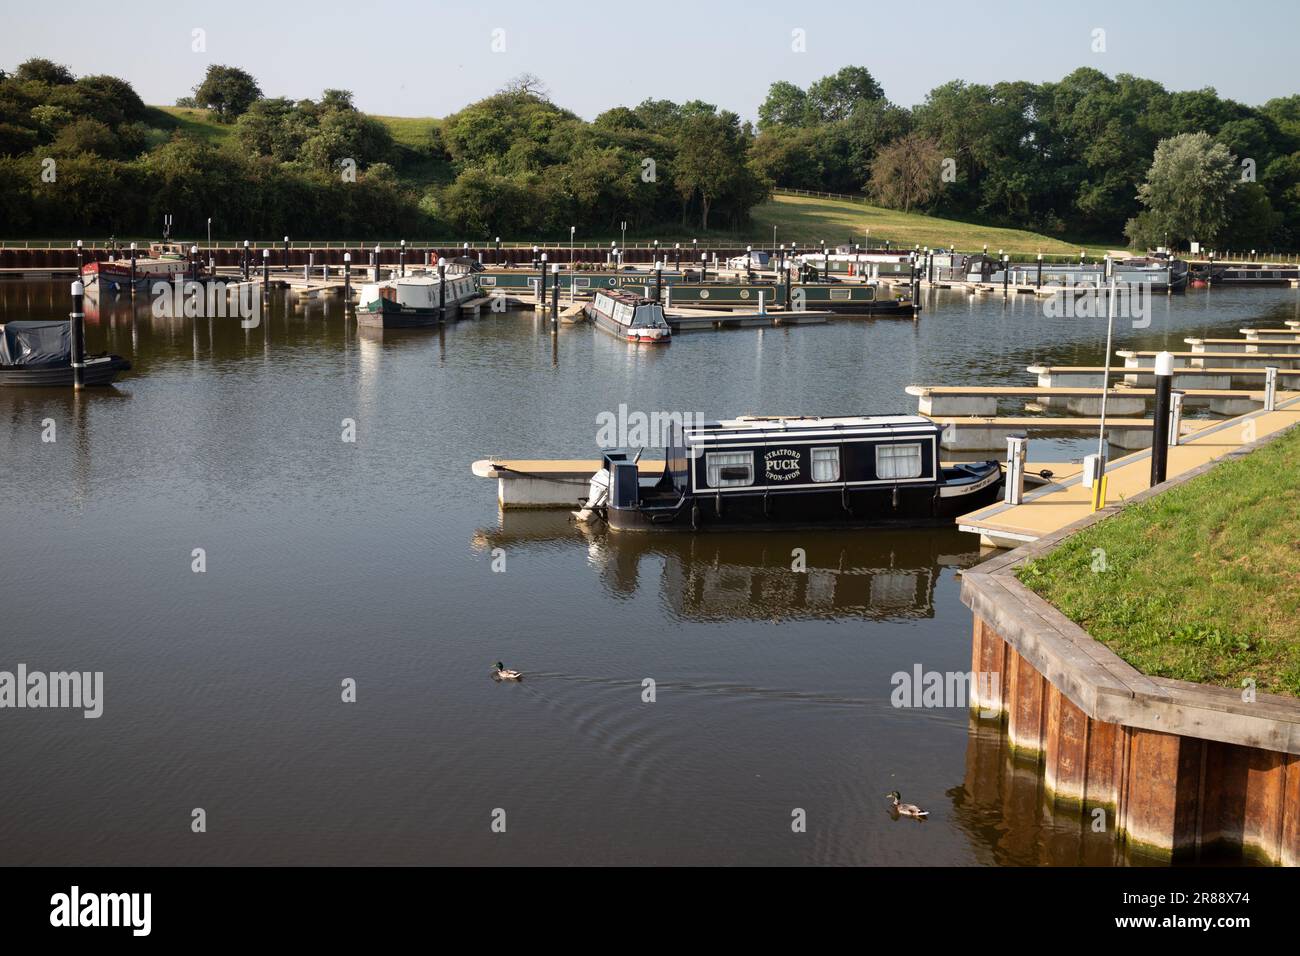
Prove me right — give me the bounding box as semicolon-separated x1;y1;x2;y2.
608;457;640;512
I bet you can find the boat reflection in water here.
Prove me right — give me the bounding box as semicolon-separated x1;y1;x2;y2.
472;510;981;622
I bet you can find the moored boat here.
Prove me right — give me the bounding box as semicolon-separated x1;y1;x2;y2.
82;242;197;293
356;271;480;328
575;414;1002;531
585;289;671;343
0;320;130;387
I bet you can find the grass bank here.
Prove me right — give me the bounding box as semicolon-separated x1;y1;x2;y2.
748;194;1117;256
1016;425;1300;697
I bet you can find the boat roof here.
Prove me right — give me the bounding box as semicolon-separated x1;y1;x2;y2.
684;414;940;440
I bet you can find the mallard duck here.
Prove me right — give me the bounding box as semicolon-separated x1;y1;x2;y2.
492;661;522;681
886;791;928;818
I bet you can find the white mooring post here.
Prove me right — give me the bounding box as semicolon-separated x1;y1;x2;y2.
1169;391;1185;447
1264;366;1279;412
1004;435;1028;505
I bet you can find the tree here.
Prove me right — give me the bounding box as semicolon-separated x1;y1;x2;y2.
807;67;884;122
757;81;811;129
193;65;262;122
1129;132;1238;249
868;133;943;213
13;58;75;86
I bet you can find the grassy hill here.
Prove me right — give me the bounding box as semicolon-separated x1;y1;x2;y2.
747;193;1117;256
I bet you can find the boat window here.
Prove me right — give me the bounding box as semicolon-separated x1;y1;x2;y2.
877;442;922;480
811;446;840;482
706;451;754;488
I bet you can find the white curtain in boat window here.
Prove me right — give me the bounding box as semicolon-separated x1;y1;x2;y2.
876;442;922;480
811;446;840;482
706;451;754;487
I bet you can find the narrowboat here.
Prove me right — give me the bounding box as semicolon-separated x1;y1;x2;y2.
0;320;130;387
356;272;480;328
82;242;197;293
576;415;1002;531
586;289;671;343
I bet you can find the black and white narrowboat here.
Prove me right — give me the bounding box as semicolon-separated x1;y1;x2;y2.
356;272;479;328
576;415;1002;531
586;289;671;344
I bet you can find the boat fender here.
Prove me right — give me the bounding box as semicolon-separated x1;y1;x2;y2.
841;485;852;514
892;486;899;509
691;504;701;530
714;492;723;518
763;488;772;518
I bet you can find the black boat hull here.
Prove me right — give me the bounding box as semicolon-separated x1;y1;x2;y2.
0;355;131;387
606;468;1003;532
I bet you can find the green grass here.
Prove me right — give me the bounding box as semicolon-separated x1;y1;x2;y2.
148;106;236;146
372;115;440;150
1016;426;1300;697
748;194;1119;256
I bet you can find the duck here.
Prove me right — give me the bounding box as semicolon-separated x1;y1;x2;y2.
492;661;523;681
886;791;928;818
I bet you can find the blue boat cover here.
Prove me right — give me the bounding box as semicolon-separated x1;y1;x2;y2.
0;321;70;367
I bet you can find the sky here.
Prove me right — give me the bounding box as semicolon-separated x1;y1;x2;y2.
2;0;1297;120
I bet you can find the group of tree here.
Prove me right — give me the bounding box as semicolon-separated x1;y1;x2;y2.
2;56;1298;249
754;66;1300;248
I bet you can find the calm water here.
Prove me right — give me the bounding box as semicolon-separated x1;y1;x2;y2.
1;280;1296;866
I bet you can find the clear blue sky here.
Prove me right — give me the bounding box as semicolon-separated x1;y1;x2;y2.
4;0;1297;119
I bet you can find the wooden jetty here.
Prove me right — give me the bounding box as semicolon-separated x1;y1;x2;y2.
957;396;1300;548
907;384;1266;417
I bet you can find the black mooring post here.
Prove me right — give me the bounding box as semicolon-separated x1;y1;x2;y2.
700;253;707;283
129;242;137;295
784;264;791;308
1002;255;1010;296
283;236;290;273
1150;352;1174;486
438;263;446;320
1036;253;1043;288
262;249;270;290
654;262;663;302
551;265;560;331
76;240;83;276
70;280;85;390
343;253;352;311
399;241;406;278
539;254;548;309
674;243;681;271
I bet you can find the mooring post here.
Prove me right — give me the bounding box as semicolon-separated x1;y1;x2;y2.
1264;366;1279;412
700;253;707;283
129;242;137;295
262;248;270;292
1150;351;1174;485
374;244;381;282
784;264;791;308
242;240;250;281
1169;391;1185;447
551;263;560;331
1004;435;1027;505
190;245;200;282
399;240;406;278
438;262;446;320
343;253;352;311
654;260;663;302
674;242;681;271
1002;254;1009;296
283;236;290;273
1036;252;1043;288
76;239;83;276
305;252;312;282
539;252;548;310
70;279;85;390
532;245;539;271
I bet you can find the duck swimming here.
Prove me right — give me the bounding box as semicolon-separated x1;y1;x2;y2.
886;791;928;818
492;662;522;681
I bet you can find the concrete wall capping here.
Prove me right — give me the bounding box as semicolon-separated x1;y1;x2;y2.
960;420;1300;756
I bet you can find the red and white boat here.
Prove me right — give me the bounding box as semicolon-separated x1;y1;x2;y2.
81;242;199;293
586;289;671;344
